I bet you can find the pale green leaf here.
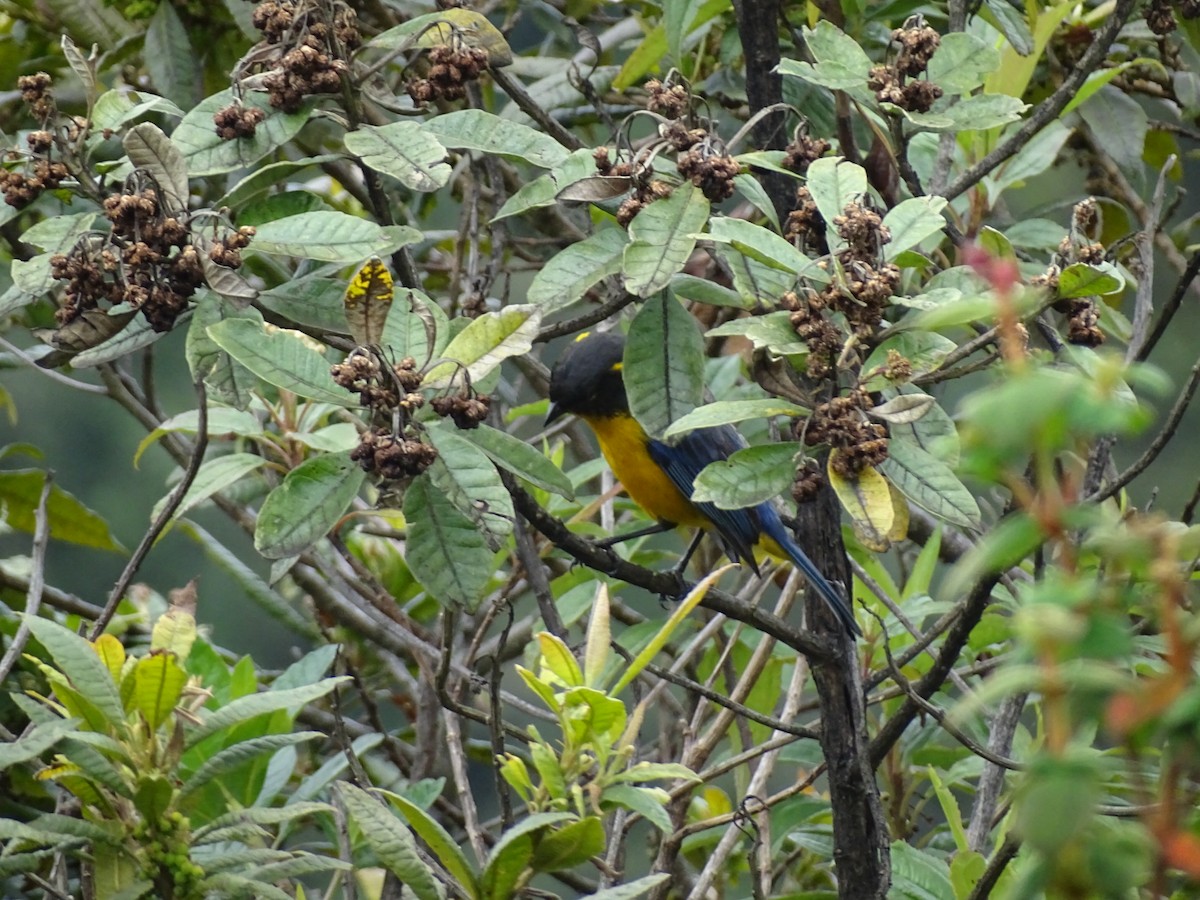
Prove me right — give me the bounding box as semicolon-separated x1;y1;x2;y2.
344;122;451;192
403;474;493;610
623;181;710;297
254;451;365;559
663;399;807;438
626;293;705;438
692;442;800;510
206;318;353;406
527;227;627;313
423;304;541;387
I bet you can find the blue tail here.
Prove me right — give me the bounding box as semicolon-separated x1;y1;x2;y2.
759;507;861;638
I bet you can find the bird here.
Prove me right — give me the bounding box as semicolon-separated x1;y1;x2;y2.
546;330;860;638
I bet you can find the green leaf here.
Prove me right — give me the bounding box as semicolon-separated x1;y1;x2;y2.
250;211;420;262
124;122;189;212
92;89;184;131
625;293;705;438
0;470;124;552
883;197;948;260
131;653;187;730
217;155;341;208
480;812;574;896
206;318;352;406
732;173;781;232
671;274;749;309
186;293;260;408
457;424;574;499
152;453;266;525
861;332;957;387
423;304;541;387
1057;262;1124;299
805;157;867;235
611;761;700;784
927;33;1000;95
186;678;348;748
1016;752;1103;855
714;245;808;304
26;618;125;728
880;437;981;529
0;718;80;771
493;148;597;221
144;1;198;108
180;733;322;800
941;511;1041;602
587;875;672;900
899;94;1028;133
403;473;493;610
981;0;1033;56
425;426;514;539
193;802;335;842
777;21;873;92
1076;85;1147;177
600;784;672;833
381;288;449;366
890;840;955;900
336;783;442;900
707;217;822;279
344;122;451;192
172;88;312;177
663;399;807;438
527;227;628;313
707;310;806;355
384;791;480;899
255;451;366;559
623;182;710;297
135;406;263;466
531;817;605;873
692;442;799;510
423;110;569;168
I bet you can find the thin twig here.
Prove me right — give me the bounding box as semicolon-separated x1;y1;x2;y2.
443;707;488;866
91;379;210;639
1088;357;1200;503
0;335;107;393
0;473;54;685
942;0;1140;202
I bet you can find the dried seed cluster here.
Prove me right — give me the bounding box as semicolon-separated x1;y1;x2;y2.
798;389;889;478
407;43;489;103
784;186;827;254
645;78;690;119
802;199;900;346
782;130;830;176
247;0;361;113
868;19;943;113
1145;0;1200;34
49;180;251;333
213;102;266;140
1032;199;1109;347
1;74;70;209
334;351;492;483
594;146;674;227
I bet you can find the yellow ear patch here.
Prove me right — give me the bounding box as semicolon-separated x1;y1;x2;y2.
574;331;591;343
610;362;623;371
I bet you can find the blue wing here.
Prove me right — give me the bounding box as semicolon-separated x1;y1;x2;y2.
648;425;861;637
646;425;762;569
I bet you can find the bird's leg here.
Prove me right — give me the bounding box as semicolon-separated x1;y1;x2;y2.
594;521;674;549
669;530;705;581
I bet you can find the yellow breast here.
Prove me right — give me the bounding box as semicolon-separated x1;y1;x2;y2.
582;413;708;529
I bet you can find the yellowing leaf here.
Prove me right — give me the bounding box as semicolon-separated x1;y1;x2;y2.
828;456;896;552
343;257;394;346
92;634;125;684
132;653;187;731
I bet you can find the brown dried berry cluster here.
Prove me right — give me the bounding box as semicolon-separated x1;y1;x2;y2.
336;354;439;479
677;145;740;202
1144;0;1178;34
868;20;943;113
251;0;360;112
49;180;248;333
209;225;256;268
1;74;72;209
18;72;55;121
351;427;440;480
784;186;828;254
782;130;830;176
332;352;425;412
213;103;266;140
663;119;740;202
791;459;824;504
594;146;674;227
645;78;690;119
407;44;489;104
797;389;889;478
782;290;841;381
431;390;491;429
798;200;900;343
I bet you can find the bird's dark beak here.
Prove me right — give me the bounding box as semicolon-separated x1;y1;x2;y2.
545;401;564;425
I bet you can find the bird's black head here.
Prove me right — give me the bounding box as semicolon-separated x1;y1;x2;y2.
546;331;629;423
